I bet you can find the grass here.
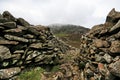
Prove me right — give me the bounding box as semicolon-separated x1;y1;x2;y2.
17;67;45;80
16;65;60;80
51;65;60;72
55;33;68;37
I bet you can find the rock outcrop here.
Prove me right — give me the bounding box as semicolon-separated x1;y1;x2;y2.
42;8;120;80
0;11;71;79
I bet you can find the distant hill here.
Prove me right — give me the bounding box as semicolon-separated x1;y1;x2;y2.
48;24;90;48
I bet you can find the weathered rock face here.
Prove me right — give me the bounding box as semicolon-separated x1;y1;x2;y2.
0;11;71;79
43;8;120;80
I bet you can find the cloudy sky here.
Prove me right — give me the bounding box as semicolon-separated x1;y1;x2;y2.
0;0;120;28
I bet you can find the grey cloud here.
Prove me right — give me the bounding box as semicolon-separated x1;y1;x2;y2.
0;0;120;28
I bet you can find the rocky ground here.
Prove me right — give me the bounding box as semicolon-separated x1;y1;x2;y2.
0;8;120;80
41;8;120;80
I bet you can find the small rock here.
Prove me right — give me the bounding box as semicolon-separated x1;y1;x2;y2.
0;26;4;30
86;69;94;77
11;54;21;59
30;43;42;49
13;50;24;54
103;53;112;63
23;34;35;39
98;63;106;75
109;60;120;77
90;77;95;80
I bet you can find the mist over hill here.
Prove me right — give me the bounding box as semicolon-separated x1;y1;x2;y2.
48;24;90;48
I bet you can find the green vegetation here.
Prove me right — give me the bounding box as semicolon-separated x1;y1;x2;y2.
17;67;45;80
55;33;68;37
17;65;60;80
51;65;60;72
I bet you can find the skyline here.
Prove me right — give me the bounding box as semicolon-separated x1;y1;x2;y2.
0;0;120;28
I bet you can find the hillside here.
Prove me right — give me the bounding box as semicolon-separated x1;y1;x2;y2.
49;24;90;48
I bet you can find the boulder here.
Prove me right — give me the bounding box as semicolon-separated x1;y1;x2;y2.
0;18;9;23
2;11;16;21
0;46;11;60
3;22;17;29
106;8;120;24
4;34;29;43
16;18;30;27
109;20;120;33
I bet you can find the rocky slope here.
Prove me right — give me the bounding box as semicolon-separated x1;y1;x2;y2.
42;8;120;80
0;11;72;79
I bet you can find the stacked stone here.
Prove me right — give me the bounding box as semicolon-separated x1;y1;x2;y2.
42;8;120;80
77;8;120;80
0;11;70;79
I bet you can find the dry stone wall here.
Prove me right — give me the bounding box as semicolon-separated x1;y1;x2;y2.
42;8;120;80
0;11;71;79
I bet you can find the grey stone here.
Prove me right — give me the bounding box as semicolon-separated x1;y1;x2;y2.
109;20;120;32
110;40;120;54
27;27;40;36
4;28;23;33
2;11;16;21
13;50;24;54
106;8;120;23
103;53;112;63
0;40;19;45
29;43;42;49
0;67;21;79
0;26;4;30
0;46;11;60
23;34;35;39
17;18;30;27
0;18;9;23
94;39;110;48
4;34;29;42
109;60;120;77
3;22;17;29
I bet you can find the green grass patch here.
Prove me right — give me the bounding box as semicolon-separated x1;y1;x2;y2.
17;67;45;80
51;65;60;72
